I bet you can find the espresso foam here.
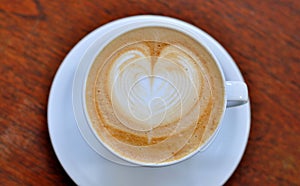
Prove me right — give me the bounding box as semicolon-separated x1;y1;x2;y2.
85;27;225;164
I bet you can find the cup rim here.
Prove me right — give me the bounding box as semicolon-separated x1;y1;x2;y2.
72;15;227;167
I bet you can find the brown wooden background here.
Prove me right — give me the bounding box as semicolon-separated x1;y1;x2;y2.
1;0;299;185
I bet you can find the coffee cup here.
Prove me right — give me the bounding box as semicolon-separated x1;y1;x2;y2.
72;15;248;167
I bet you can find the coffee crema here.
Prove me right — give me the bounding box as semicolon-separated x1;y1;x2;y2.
85;27;225;164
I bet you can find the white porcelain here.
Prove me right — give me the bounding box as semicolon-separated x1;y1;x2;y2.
72;16;248;166
48;15;251;185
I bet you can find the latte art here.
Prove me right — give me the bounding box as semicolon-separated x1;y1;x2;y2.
110;42;201;132
85;27;225;164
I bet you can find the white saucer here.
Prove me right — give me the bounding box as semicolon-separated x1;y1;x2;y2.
48;19;251;186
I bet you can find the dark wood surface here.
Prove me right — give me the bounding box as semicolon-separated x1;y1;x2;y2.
1;0;299;185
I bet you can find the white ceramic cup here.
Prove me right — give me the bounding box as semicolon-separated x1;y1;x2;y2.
72;15;248;167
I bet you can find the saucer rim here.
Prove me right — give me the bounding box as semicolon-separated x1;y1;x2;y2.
47;15;251;186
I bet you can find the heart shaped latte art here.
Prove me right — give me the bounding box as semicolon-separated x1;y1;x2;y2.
109;42;201;132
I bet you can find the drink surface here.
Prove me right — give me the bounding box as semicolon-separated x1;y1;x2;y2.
85;27;225;164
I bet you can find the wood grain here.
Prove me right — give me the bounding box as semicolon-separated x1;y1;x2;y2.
1;0;299;185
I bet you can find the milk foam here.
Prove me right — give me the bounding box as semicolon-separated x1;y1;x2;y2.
85;27;225;164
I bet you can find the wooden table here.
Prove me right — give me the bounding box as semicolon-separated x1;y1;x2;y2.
1;0;299;185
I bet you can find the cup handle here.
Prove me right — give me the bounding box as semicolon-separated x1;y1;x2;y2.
225;81;249;107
